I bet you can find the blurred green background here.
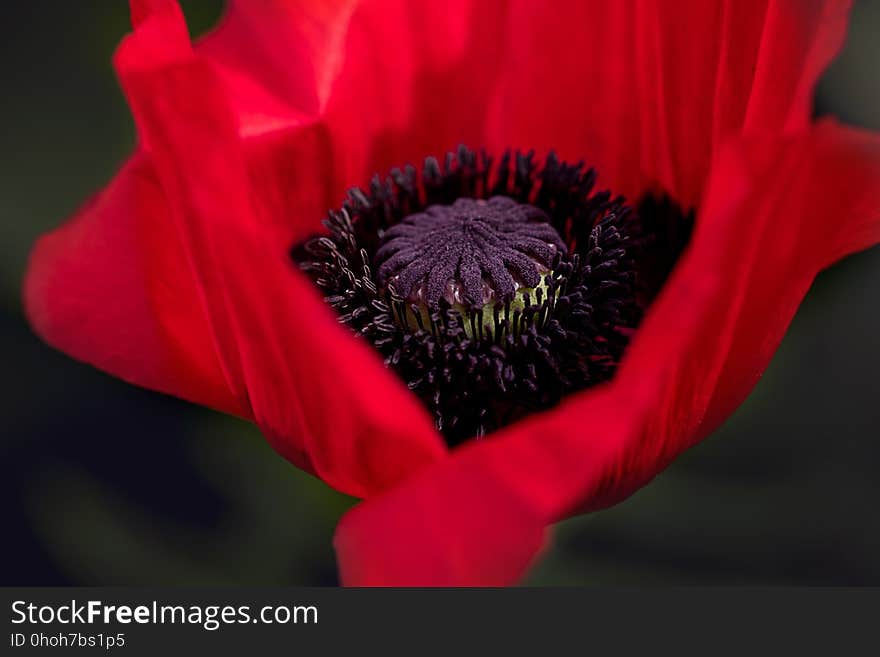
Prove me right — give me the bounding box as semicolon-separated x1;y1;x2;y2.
1;1;879;586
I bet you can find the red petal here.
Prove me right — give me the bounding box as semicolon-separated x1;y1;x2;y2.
194;0;514;203
199;0;515;245
335;121;880;585
25;0;241;418
197;0;360;134
198;0;852;209
335;456;551;586
698;122;880;444
87;0;855;250
316;0;513;183
122;4;447;498
190;0;858;357
24;153;243;418
484;0;852;208
25;0;446;499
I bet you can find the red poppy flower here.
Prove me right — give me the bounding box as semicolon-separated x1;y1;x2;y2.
24;0;880;585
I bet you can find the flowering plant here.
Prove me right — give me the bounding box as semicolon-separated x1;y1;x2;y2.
25;0;880;584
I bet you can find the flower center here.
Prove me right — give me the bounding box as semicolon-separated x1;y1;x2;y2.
294;146;692;444
375;196;567;336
